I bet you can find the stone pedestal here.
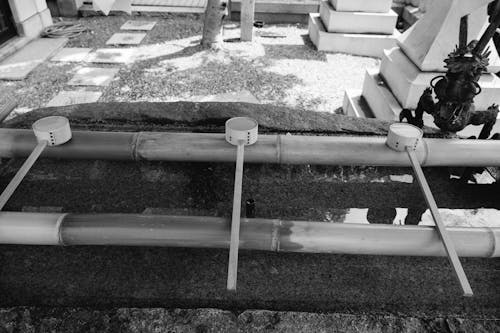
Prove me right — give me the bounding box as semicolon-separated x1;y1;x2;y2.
344;0;500;137
7;0;54;38
380;47;500;110
309;0;399;58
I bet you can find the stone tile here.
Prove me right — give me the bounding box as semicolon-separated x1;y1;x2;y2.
106;33;146;45
0;38;68;80
51;48;92;62
46;90;102;107
86;48;136;63
68;67;119;86
120;20;157;31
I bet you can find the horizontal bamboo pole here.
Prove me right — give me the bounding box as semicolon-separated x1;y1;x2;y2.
0;212;498;258
2;129;500;166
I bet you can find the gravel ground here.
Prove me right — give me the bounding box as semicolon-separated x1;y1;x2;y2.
1;308;499;333
0;15;379;113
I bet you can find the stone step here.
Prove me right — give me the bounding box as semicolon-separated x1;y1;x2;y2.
320;0;397;35
361;68;401;121
329;0;392;13
342;89;375;119
308;13;400;58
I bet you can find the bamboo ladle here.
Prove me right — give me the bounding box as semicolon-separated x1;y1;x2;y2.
386;123;473;297
0;116;72;210
225;117;258;291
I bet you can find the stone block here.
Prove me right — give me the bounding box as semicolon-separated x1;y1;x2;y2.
398;0;500;72
308;13;400;58
380;47;500;110
362;68;402;121
39;8;53;28
329;0;392;13
320;1;397;35
34;0;48;12
8;0;38;23
17;13;43;38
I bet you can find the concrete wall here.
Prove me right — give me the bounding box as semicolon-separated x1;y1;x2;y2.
7;0;53;38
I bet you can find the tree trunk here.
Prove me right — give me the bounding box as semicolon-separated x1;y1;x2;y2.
201;0;227;47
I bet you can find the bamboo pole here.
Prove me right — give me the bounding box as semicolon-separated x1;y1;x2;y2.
227;142;245;291
0;213;498;258
3;129;500;167
407;148;473;297
0;140;47;210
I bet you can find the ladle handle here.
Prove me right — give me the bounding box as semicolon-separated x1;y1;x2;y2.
406;147;473;297
0;140;48;211
227;141;245;291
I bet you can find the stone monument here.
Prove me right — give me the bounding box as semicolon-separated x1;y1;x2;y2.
308;0;400;58
344;0;500;135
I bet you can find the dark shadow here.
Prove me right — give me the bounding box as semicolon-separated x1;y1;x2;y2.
366;208;397;224
405;207;427;226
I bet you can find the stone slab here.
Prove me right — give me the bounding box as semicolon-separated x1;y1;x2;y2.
320;1;397;35
67;67;119;86
362;68;402;121
398;0;500;72
380;47;500;110
308;13;400;58
120;20;157;31
86;48;137;63
329;0;392;13
51;47;92;62
0;38;68;80
106;33;146;45
46;91;103;107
